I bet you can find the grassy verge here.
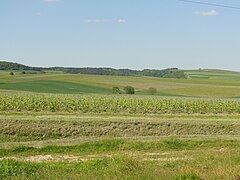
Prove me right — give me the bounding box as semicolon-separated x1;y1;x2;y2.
1;114;240;179
1;138;240;179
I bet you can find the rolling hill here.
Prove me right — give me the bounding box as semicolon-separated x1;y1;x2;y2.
1;67;240;97
0;61;186;78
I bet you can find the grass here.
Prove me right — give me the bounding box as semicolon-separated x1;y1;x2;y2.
166;86;240;98
2;70;240;97
1;114;240;179
1;114;240;142
1;138;240;179
0;159;39;179
2;69;240;178
0;80;112;94
185;69;240;81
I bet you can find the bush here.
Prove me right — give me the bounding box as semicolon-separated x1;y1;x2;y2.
148;88;157;95
112;87;121;94
9;72;14;76
123;86;135;94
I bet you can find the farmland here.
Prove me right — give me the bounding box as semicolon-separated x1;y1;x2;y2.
1;69;240;97
1;93;240;114
1;114;240;179
1;70;240;179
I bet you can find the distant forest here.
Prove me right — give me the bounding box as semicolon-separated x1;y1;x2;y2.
0;61;42;71
0;61;187;79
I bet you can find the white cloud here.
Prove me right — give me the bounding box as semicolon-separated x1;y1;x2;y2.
194;10;218;16
117;19;126;23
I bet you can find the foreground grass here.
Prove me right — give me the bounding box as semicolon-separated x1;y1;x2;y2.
1;114;240;179
1;138;240;179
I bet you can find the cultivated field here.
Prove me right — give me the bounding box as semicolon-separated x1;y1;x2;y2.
1;69;240;97
1;70;240;179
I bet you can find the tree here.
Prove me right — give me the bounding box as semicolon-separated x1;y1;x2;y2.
112;87;121;94
148;87;157;95
9;72;14;76
123;86;135;94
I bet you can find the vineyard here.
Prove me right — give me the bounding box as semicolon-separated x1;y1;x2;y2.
0;93;240;114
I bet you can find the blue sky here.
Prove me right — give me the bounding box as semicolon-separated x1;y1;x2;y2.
1;0;240;70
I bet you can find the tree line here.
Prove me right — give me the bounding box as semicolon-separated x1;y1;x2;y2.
52;67;187;79
0;61;42;71
1;61;187;79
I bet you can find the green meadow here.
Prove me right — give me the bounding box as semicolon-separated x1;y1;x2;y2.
1;114;240;179
1;69;240;179
1;69;240;97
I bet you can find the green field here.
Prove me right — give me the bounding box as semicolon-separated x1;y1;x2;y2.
1;114;240;179
1;70;240;179
1;69;240;97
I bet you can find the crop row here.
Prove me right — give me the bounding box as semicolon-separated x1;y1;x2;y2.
0;94;240;114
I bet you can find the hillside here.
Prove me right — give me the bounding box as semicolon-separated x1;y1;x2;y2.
185;69;240;81
0;61;186;79
2;61;240;97
0;61;41;71
1;70;240;97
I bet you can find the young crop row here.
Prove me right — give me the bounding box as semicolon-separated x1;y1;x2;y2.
0;94;240;114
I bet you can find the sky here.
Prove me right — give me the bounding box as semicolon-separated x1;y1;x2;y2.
1;0;240;70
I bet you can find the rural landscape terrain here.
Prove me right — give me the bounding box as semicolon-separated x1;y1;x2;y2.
1;62;240;179
2;0;240;179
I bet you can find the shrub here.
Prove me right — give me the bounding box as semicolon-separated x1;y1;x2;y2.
148;88;157;95
123;86;135;94
112;87;121;94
